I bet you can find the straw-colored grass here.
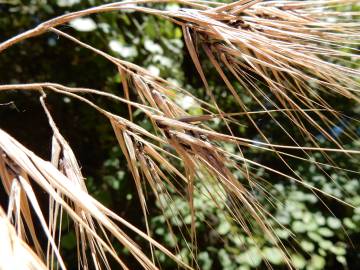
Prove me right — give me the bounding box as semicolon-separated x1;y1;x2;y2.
0;0;359;269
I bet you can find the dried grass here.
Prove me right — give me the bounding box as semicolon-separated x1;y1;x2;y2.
0;0;359;269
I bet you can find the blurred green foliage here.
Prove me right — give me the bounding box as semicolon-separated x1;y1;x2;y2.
149;139;360;270
0;0;359;270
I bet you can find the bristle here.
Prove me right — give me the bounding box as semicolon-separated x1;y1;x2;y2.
0;0;359;269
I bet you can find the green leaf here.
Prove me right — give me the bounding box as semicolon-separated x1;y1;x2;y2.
198;252;213;270
330;245;346;256
69;17;97;32
61;231;76;250
318;248;326;257
291;254;306;269
300;240;315;252
218;249;232;267
57;0;80;7
327;217;341;229
174;27;183;39
343;217;356;230
314;214;326;226
155;227;165;235
109;40;137;58
275;228;290;239
308;255;325;270
291;210;303;219
336;256;347;265
217;221;231;235
143;17;157;39
308;232;323;242
305;221;318;231
144;39;163;54
235;247;262;267
318;227;334;237
292;221;307;233
262;247;283;265
319;240;332;250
